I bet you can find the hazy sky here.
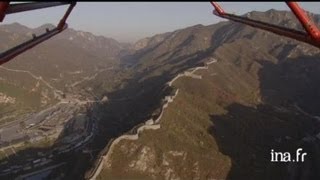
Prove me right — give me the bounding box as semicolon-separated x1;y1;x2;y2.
2;2;319;43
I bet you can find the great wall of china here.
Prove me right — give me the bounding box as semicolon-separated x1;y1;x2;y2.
85;58;218;180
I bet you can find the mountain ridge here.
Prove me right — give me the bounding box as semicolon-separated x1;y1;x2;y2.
0;8;320;180
93;9;320;180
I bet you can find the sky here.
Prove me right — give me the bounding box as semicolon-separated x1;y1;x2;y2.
2;2;320;43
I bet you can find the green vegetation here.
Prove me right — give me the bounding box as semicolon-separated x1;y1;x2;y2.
2;10;320;180
0;82;41;109
0;151;7;160
99;47;320;179
98;63;240;179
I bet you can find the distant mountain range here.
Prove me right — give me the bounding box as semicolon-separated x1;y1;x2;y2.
1;8;320;180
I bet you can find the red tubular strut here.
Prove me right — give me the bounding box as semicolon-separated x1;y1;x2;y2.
0;2;76;64
210;2;225;15
6;2;70;14
0;2;9;22
222;13;309;44
286;2;320;41
210;2;320;49
58;2;76;31
0;25;68;65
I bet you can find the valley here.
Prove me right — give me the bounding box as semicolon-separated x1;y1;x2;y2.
0;8;320;180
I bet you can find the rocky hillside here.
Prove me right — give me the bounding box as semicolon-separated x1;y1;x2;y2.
1;8;320;180
95;9;320;180
0;23;127;124
0;23;125;80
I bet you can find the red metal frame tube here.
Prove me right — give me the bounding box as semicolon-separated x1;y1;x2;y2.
210;1;320;48
0;2;9;22
0;1;76;65
223;13;319;47
286;2;320;41
5;2;70;14
210;2;225;15
0;24;68;65
57;2;76;31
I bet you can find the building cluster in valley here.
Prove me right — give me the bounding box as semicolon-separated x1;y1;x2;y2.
0;100;97;176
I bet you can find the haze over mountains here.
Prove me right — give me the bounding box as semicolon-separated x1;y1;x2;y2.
0;9;320;180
